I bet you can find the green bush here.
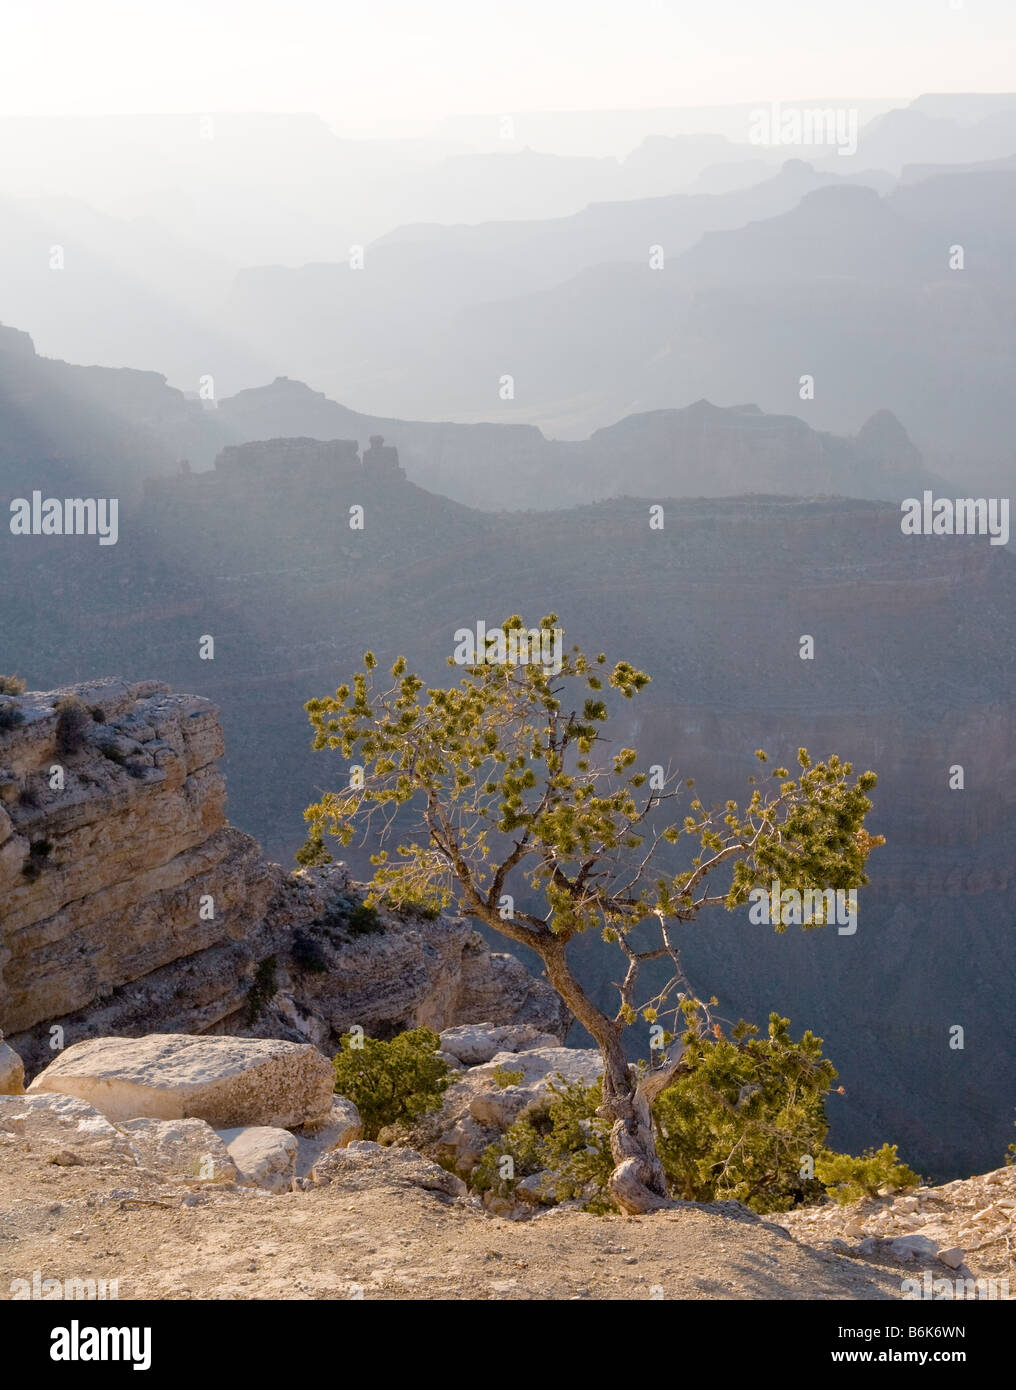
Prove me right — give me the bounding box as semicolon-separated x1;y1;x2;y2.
295;831;333;868
470;1011;920;1217
291;929;328;974
54;696;92;755
472;1076;614;1213
345;900;383;936
815;1143;921;1205
0;701;24;731
0;675;26;695
244;956;278;1025
397;899;441;920
654;1012;836;1213
491;1065;525;1089
332;1028;450;1140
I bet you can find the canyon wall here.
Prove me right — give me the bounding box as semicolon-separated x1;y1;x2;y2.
0;679;568;1077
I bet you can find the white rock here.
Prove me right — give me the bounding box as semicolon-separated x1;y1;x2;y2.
0;1093;135;1166
479;1047;603;1090
971;1204;1004;1224
468;1088;530;1130
217;1125;298;1193
432;1046;603;1173
0;1042;25;1095
119;1116;238;1183
28;1034;333;1128
438;1024;562;1067
894;1196;919;1213
890;1233;939;1261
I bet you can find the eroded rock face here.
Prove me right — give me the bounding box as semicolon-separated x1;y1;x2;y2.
0;680;279;1058
0;681;572;1075
27;1034;335;1129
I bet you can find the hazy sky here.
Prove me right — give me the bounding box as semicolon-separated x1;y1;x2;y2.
0;0;1013;123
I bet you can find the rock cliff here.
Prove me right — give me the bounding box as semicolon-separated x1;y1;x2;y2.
0;679;569;1077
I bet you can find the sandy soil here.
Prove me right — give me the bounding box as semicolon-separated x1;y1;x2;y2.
0;1142;923;1301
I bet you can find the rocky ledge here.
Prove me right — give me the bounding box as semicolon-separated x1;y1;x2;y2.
0;679;569;1075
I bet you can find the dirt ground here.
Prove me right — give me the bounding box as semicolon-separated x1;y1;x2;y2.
0;1143;928;1301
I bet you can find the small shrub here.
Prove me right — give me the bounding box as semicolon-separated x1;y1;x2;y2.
332;1028;450;1140
469;1011;919;1218
397;898;441;920
291;929;328;974
815;1143;921;1205
0;675;26;695
346;900;383;936
472;1076;614;1212
21;838;53;880
102;745;128;766
654;1012;836;1213
491;1065;525;1089
0;701;24;732
90;706;106;723
54;696;92;755
244;955;278;1025
295;831;333;868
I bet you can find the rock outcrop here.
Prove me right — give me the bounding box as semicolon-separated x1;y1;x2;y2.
308;1140;468;1199
27;1034;335;1128
396;1025;604;1181
0;681;570;1076
777;1162;1016;1291
1;1036;365;1194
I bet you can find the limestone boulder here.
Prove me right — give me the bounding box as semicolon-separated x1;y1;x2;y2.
217;1125;298;1193
0;1092;136;1166
27;1034;334;1128
0;1040;25;1094
119;1116;239;1183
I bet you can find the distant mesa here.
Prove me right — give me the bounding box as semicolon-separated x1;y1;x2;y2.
147;435;406;500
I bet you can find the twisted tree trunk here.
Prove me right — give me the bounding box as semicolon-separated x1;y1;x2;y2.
539;937;684;1215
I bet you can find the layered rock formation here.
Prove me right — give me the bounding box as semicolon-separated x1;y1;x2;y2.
0;680;569;1077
